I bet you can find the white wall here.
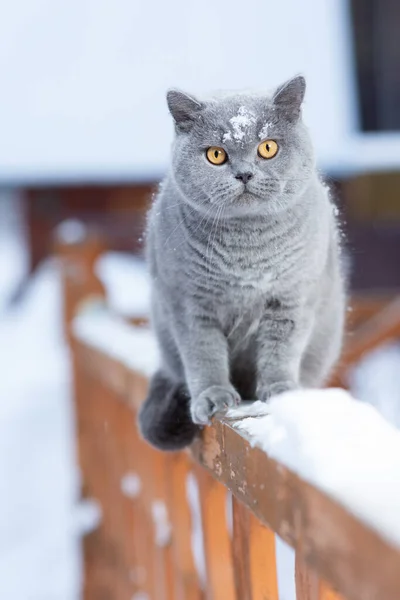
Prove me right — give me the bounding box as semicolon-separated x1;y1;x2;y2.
0;0;371;183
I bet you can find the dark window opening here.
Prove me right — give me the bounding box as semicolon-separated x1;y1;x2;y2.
350;0;400;131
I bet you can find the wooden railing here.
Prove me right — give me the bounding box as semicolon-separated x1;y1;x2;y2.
58;228;400;600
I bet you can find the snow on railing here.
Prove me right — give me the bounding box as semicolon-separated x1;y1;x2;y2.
59;225;400;600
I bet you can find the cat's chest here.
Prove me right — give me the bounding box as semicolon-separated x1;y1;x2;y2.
215;241;304;314
216;226;287;285
216;267;270;340
226;265;274;295
212;264;278;330
218;240;285;298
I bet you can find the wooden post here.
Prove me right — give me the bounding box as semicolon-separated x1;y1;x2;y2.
232;497;279;600
232;497;251;600
295;553;320;600
55;220;106;339
166;453;203;600
329;295;400;387
196;467;236;600
248;512;279;600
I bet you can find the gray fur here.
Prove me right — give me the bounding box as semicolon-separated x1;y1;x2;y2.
139;75;346;450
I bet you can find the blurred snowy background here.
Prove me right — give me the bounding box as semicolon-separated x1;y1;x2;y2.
0;194;82;600
1;0;400;598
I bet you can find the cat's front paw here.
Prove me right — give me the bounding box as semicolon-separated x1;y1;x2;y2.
191;385;241;425
258;380;298;403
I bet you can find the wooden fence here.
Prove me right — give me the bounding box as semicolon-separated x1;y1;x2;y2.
58;230;400;600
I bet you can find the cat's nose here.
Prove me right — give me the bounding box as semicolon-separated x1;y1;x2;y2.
235;172;253;184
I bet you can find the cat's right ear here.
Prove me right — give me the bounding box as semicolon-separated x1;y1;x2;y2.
167;90;204;132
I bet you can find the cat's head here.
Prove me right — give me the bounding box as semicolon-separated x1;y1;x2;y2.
167;76;315;217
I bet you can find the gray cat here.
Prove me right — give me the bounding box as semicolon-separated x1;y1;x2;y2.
139;75;346;451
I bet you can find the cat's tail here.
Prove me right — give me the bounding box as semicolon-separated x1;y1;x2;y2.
138;370;199;451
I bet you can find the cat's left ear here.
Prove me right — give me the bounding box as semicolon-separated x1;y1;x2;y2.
272;75;306;122
167;89;204;132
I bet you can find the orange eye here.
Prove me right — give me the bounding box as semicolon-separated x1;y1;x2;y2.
258;139;279;159
206;147;227;165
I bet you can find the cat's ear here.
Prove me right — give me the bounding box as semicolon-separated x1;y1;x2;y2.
167;90;204;132
272;75;306;122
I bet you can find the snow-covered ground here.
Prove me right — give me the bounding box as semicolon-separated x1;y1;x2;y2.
0;194;85;600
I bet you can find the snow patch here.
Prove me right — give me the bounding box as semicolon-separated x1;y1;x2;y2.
226;400;269;419
229;106;256;142
258;122;272;139
73;304;159;377
96;252;150;319
73;499;102;536
0;256;82;600
232;388;400;548
56;220;87;245
151;500;172;547
121;473;142;499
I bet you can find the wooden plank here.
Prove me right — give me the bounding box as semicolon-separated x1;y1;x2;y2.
191;421;400;600
151;451;177;600
166;453;203;600
127;393;160;599
92;373;135;598
119;397;143;596
232;497;251;600
347;296;390;330
129;434;158;599
249;512;279;600
78;368;127;599
295;553;319;600
330;296;400;387
128;372;177;600
232;497;279;600
107;387;140;598
196;467;236;600
74;361;107;600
